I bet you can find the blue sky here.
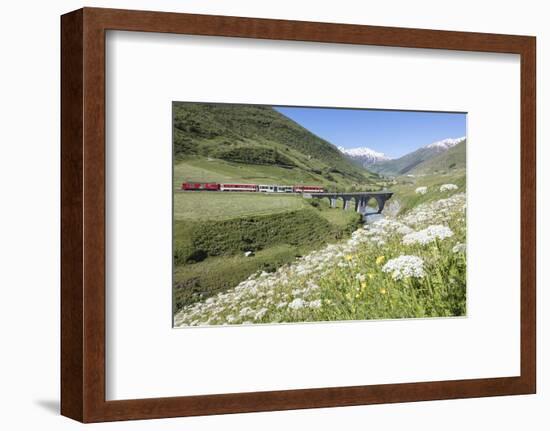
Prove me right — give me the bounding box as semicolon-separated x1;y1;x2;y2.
274;106;467;158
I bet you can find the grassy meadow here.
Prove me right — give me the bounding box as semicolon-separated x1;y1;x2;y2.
174;191;309;221
174;191;467;326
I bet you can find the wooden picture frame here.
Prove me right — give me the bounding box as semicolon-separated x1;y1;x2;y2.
61;7;536;423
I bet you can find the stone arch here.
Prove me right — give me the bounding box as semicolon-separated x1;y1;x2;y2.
375;194;393;213
338;196;348;209
343;196;355;211
355;196;369;213
363;196;380;214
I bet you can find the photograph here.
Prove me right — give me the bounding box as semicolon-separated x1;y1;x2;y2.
172;103;467;327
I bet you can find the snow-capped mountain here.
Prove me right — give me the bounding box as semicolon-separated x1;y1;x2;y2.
369;136;467;176
424;137;466;150
337;146;391;167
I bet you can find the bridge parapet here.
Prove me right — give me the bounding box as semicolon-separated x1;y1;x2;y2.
309;191;393;214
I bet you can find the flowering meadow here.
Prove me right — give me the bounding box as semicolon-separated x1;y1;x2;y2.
174;190;467;327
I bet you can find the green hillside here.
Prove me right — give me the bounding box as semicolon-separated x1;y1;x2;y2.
411;140;466;175
369;139;466;177
368;147;442;176
173;156;385;192
173;102;379;189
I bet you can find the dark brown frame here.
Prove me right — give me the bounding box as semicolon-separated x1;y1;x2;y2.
61;7;536;423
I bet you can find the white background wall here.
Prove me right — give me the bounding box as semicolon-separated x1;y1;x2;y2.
0;0;546;429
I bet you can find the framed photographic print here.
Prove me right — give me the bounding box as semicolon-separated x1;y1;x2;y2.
61;7;536;423
171;102;467;327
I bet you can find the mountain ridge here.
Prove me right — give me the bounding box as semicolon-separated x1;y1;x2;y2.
424;137;466;150
338;146;391;167
411;139;466;175
368;137;466;176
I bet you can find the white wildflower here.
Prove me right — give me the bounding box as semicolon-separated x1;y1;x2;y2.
382;255;425;280
305;280;320;291
402;225;454;245
308;299;322;309
452;243;467;254
415;186;428;195
288;298;305;310
440;183;458;192
396;225;414;235
254;308;268;320
239;307;253;317
401;193;465;227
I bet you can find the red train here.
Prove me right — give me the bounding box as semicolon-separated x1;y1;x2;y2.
293;185;326;193
181;182;324;193
181;182;220;191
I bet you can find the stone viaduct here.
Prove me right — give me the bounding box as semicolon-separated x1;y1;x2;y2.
308;191;394;214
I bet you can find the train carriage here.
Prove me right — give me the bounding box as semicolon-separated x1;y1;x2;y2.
220;183;258;192
276;185;294;193
258;184;294;193
293;185;324;193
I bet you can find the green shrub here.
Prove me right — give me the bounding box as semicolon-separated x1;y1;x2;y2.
174;209;338;264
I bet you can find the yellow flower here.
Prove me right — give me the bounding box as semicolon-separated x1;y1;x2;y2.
380;288;387;295
368;273;375;279
355;293;360;299
360;281;367;290
345;255;354;262
376;256;385;265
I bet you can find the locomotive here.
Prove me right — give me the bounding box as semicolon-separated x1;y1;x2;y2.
181;182;220;191
181;182;324;193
